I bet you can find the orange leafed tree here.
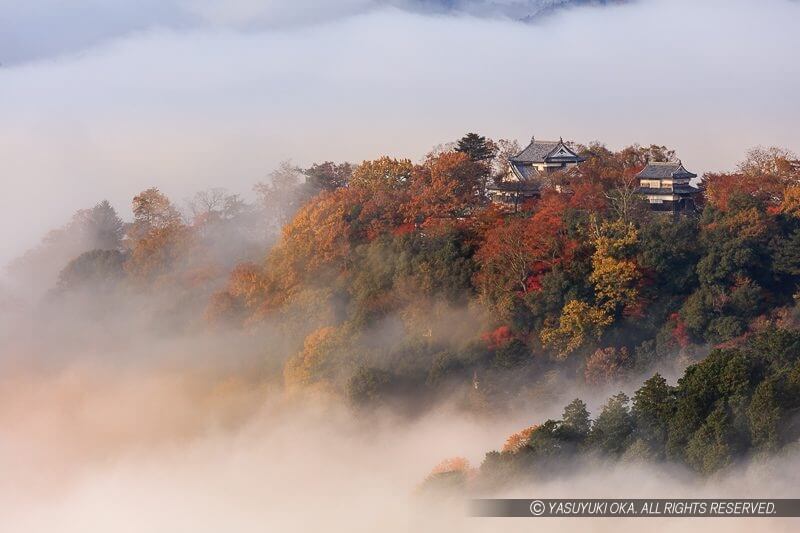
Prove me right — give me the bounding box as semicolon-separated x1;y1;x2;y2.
209;156;416;324
273;161;411;278
284;326;346;392
703;146;799;211
422;456;476;491
405;151;484;225
568;181;608;213
779;186;800;218
130;187;182;237
348;156;413;191
260;187;362;305
280;189;352;273
703;172;777;212
502;425;540;453
125;188;194;283
428;457;472;476
339;157;412;241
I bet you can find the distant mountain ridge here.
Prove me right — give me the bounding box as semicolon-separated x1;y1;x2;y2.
1;0;631;66
399;0;631;20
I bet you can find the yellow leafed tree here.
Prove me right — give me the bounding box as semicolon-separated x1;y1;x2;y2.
540;300;613;358
589;218;641;315
284;326;347;393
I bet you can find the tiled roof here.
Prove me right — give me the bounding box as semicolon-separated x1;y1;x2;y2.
636;161;697;180
510;137;584;164
512;139;559;163
510;161;540;180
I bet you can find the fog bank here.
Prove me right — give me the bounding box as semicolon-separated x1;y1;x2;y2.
0;296;796;532
2;356;799;532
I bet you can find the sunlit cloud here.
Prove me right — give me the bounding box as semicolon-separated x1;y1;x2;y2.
1;0;799;267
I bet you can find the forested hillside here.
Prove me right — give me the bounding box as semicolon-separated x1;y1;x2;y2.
8;136;800;460
423;327;800;493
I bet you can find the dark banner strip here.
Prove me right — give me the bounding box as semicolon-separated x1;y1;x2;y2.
470;499;800;518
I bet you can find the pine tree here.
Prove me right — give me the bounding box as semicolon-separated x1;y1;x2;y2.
455;132;495;162
632;374;675;458
748;379;782;453
588;392;635;456
562;398;591;438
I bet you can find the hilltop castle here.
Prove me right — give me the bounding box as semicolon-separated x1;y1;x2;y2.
487;137;584;208
487;136;701;214
634;161;701;214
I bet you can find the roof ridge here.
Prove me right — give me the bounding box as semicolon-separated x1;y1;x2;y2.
544;139;573;159
511;136;583;164
511;137;559;160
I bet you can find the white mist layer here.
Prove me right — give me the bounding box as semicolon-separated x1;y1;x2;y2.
0;346;798;532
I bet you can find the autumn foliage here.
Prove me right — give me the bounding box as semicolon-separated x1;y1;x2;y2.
502;425;540;453
15;134;800;487
26;134;800;417
481;325;514;350
405;151;484;225
429;456;472;475
475;193;573;312
284;326;347;393
584;346;632;385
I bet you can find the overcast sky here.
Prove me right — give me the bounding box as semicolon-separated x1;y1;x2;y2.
1;0;799;267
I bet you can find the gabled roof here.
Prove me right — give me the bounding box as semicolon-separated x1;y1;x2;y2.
636;161;697;180
510;137;585;164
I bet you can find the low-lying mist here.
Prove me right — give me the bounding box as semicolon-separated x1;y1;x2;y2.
3;359;799;532
0;309;514;532
0;292;797;532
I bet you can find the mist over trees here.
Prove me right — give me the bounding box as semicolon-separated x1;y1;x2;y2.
425;325;800;492
7;200;125;292
5;133;800;478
